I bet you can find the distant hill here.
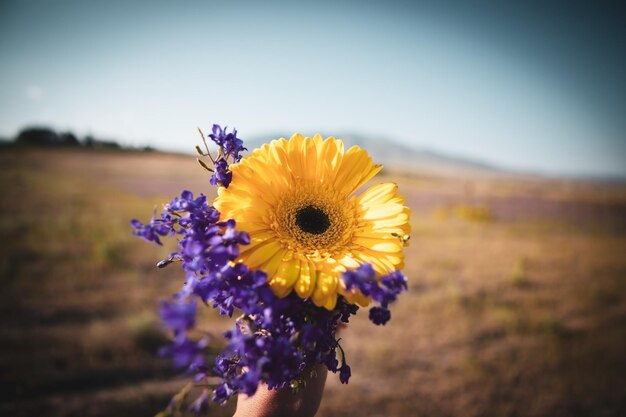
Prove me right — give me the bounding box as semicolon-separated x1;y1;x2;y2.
5;126;155;152
244;132;510;178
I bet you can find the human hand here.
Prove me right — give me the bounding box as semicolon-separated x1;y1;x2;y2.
232;364;327;417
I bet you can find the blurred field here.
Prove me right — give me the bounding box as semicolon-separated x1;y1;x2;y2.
1;147;625;417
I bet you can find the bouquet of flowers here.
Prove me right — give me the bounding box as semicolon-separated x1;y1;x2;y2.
131;124;411;412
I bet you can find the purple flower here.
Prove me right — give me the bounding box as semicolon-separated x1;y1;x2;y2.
341;266;408;325
132;191;246;277
130;215;171;245
188;389;209;414
212;382;234;405
209;159;232;188
342;263;376;295
159;299;196;332
339;364;351;384
368;306;391;325
208;124;246;162
199;124;247;188
158;333;208;370
381;270;408;293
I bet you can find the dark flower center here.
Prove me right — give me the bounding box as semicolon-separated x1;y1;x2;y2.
295;205;331;235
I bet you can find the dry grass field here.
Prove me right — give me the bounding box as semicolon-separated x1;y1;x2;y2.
1;147;625;417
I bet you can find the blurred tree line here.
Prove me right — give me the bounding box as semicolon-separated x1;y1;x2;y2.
4;126;154;151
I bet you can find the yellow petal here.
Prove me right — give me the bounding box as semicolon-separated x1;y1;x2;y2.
302;137;318;181
341;285;372;307
361;204;406;220
294;261;316;299
241;240;283;269
362;213;411;230
354;238;403;253
353;251;392;275
338;254;361;269
334;146;382;196
262;248;287;278
312;271;338;310
318;137;343;179
323;291;338;310
270;140;291;173
286;134;304;178
358;182;398;207
269;259;300;298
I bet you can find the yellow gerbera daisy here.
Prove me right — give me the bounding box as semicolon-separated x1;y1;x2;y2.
213;133;410;310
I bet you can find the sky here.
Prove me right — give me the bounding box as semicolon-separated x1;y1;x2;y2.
0;0;625;178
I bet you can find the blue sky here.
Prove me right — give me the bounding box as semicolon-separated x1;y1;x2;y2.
1;0;625;178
